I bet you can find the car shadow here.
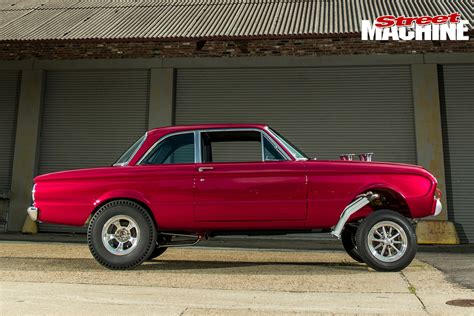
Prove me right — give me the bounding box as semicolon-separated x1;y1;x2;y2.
135;259;366;272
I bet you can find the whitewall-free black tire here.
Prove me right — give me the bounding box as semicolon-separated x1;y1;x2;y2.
355;210;417;272
87;200;157;270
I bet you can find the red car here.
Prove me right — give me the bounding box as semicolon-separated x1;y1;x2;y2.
27;124;442;271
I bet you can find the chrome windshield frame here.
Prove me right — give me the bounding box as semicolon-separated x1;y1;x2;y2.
113;132;148;166
265;127;308;161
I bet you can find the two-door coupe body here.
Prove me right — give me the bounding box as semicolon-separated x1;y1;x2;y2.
28;124;442;271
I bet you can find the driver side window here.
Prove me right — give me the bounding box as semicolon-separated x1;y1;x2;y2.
200;130;286;163
142;133;195;165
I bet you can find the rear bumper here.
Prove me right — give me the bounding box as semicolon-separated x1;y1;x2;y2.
433;199;442;217
27;206;38;222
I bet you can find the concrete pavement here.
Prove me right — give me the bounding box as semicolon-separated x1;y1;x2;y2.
0;241;473;315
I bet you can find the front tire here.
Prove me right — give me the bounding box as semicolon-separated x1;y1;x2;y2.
355;210;417;272
87;200;157;270
341;225;364;263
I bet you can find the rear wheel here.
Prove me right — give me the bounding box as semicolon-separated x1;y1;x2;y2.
87;200;157;270
148;235;171;260
356;210;417;272
341;225;364;263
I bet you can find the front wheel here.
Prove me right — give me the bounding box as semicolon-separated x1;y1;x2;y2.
355;210;417;272
341;226;364;263
87;200;157;270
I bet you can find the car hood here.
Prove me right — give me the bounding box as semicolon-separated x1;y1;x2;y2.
304;159;430;175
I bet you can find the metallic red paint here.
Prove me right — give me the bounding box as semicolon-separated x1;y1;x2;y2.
33;124;439;232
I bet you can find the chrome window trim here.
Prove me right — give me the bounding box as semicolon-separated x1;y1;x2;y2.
262;133;289;161
194;131;201;163
197;128;291;163
113;132;148;166
265;127;307;161
137;131;197;165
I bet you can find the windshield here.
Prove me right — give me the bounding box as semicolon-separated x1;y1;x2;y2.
113;133;147;166
268;128;309;160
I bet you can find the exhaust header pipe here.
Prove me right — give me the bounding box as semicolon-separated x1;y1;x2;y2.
339;152;375;161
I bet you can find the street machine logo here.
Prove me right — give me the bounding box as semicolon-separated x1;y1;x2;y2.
361;13;470;41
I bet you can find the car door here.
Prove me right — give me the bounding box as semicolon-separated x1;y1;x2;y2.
136;131;196;230
194;129;307;228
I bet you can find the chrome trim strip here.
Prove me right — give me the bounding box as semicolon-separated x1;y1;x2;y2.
195;130;202;163
434;198;442;217
138;127;292;165
262;132;290;161
137;131;197;165
265;127;306;161
32;183;36;203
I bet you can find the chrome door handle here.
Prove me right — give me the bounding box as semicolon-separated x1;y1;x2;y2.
198;166;214;172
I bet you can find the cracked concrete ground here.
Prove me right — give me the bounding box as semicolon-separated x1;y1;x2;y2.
0;241;473;315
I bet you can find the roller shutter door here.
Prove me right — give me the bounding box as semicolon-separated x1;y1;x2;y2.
38;70;149;233
175;66;416;164
441;64;474;243
0;71;20;192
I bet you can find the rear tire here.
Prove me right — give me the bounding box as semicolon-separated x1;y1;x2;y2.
87;200;157;270
356;210;417;272
148;246;168;260
341;226;364;263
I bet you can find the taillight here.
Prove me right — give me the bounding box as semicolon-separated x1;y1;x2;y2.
435;188;442;200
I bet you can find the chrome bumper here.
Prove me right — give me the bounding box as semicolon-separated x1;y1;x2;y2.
27;206;38;221
433;199;442;217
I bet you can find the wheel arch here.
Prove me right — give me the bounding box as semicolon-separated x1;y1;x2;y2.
351;184;413;219
85;193;157;228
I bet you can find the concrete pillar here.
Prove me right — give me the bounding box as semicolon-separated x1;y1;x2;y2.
8;70;44;232
148;68;175;129
411;64;458;244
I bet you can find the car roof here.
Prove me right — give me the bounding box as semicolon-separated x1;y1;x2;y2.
148;124;269;136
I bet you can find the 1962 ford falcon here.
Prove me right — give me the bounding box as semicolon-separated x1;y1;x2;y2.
27;124;442;271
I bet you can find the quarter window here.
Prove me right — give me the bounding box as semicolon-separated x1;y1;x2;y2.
263;136;286;161
141;133;195;165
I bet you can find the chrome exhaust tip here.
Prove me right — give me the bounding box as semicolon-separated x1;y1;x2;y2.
359;152;375;162
340;153;355;161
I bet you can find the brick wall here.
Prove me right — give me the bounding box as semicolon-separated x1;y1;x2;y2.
1;36;473;60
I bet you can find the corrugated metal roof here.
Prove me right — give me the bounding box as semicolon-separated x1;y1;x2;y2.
0;0;473;41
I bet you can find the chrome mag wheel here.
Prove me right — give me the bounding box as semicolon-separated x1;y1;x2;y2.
101;215;141;256
367;221;407;263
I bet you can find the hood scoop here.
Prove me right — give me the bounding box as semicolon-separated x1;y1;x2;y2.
340;152;375;162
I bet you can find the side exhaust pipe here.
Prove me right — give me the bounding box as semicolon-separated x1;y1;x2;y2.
331;192;380;239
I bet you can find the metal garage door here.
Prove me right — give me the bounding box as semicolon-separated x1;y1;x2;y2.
441;64;474;243
175;67;416;164
0;71;20;192
38;70;150;233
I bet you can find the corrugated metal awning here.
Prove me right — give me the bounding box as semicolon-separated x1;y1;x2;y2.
0;0;473;41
